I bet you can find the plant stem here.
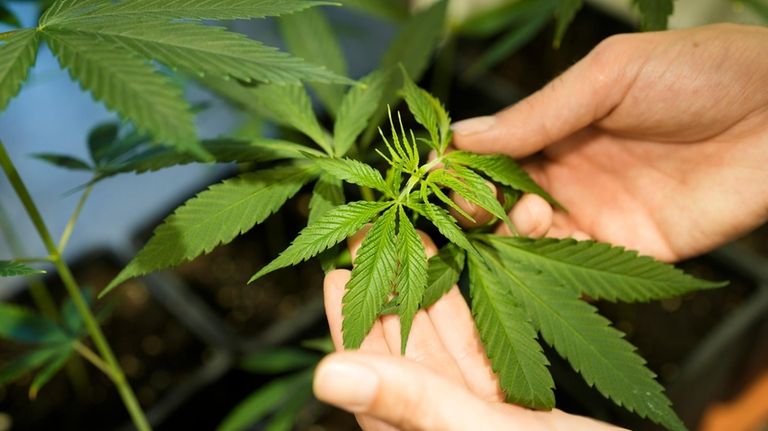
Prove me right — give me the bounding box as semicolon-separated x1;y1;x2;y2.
58;184;93;253
74;341;116;379
0;141;151;431
359;186;375;202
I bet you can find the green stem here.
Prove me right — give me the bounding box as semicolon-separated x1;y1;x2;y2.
58;184;93;253
0;141;151;431
359;186;375;202
74;342;116;380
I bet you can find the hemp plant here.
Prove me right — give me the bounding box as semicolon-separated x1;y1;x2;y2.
110;64;724;430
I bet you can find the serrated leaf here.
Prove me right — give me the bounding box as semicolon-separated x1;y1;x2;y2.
32;153;92;171
421;243;465;308
249;84;331;153
251;201;392;282
342;206;399;349
553;0;582;48
0;303;68;344
362;0;447;143
42;29;201;156
308;174;345;225
218;370;313;431
468;252;554;408
98;138;325;179
633;0;674;31
445;151;561;208
54;19;351;86
0;29;39;112
400;68;451;152
481;243;685;431
481;235;725;302
43;0;333;24
333;69;390;156
431;165;512;228
29;346;72;399
280;7;347;115
39;0;109;25
311;157;390;195
0;261;45;277
395;206;428;353
411;202;476;255
106;164;318;294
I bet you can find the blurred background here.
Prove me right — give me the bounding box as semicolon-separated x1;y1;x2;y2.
0;0;767;430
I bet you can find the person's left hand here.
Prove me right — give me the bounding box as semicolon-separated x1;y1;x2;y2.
313;230;623;431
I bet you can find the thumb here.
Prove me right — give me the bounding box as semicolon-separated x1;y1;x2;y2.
451;35;636;158
313;352;510;431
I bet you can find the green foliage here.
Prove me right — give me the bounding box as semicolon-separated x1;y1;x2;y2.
477;241;685;430
333;70;390;156
250;201;392;282
739;0;768;21
311;157;391;195
338;0;409;20
218;369;313;431
106;163;319;294
0;4;21;27
0;261;45;277
421;243;465;308
400;67;451;152
0;29;39;111
239;348;321;374
482;235;725;302
394;207;428;353
280;7;347;116
633;0;675;31
553;0;583;48
0;303;67;344
468;253;555;409
342;206;399;349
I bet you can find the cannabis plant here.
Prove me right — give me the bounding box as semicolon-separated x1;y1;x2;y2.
0;1;726;430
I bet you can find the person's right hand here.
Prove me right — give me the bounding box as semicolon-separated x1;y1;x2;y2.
451;24;768;262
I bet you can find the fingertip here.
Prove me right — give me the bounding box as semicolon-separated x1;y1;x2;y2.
416;230;438;258
510;194;553;238
347;224;372;263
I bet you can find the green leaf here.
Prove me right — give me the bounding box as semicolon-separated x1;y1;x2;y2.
458;0;555;37
251;201;392;282
553;0;582;48
430;165;512;229
481;243;685;431
445;151;561;208
362;0;447;143
342;206;399;349
311;157;390;195
249;84;331;153
280;6;347;115
240;348;320;374
468;252;554;408
412;202;475;255
395;206;428;353
0;347;60;386
400;67;451;152
217;370;313;431
98;138;325;179
53;19;351;86
308;175;345;225
106;164;319;294
0;261;45;277
32;153;92;171
0;303;67;344
481;235;725;302
0;4;21;27
421;243;465;308
633;0;674;31
333;69;390;156
0;29;39;112
29;346;72;399
263;378;313;431
338;0;409;20
42;29;201;157
87;122;120;165
43;0;334;23
740;0;768;22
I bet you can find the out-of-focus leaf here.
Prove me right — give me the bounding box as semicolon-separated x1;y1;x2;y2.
29;346;72;399
87;123;120;165
338;0;409;21
240;348;320;374
554;0;582;48
32;153;93;171
0;347;59;385
0;303;68;344
0;4;21;27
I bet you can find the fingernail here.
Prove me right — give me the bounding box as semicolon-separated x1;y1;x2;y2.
314;359;379;412
451;116;495;136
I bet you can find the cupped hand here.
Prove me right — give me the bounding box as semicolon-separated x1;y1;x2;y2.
312;231;622;431
452;24;768;262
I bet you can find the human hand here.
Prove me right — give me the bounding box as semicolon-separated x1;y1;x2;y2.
451;24;768;262
312;231;623;431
